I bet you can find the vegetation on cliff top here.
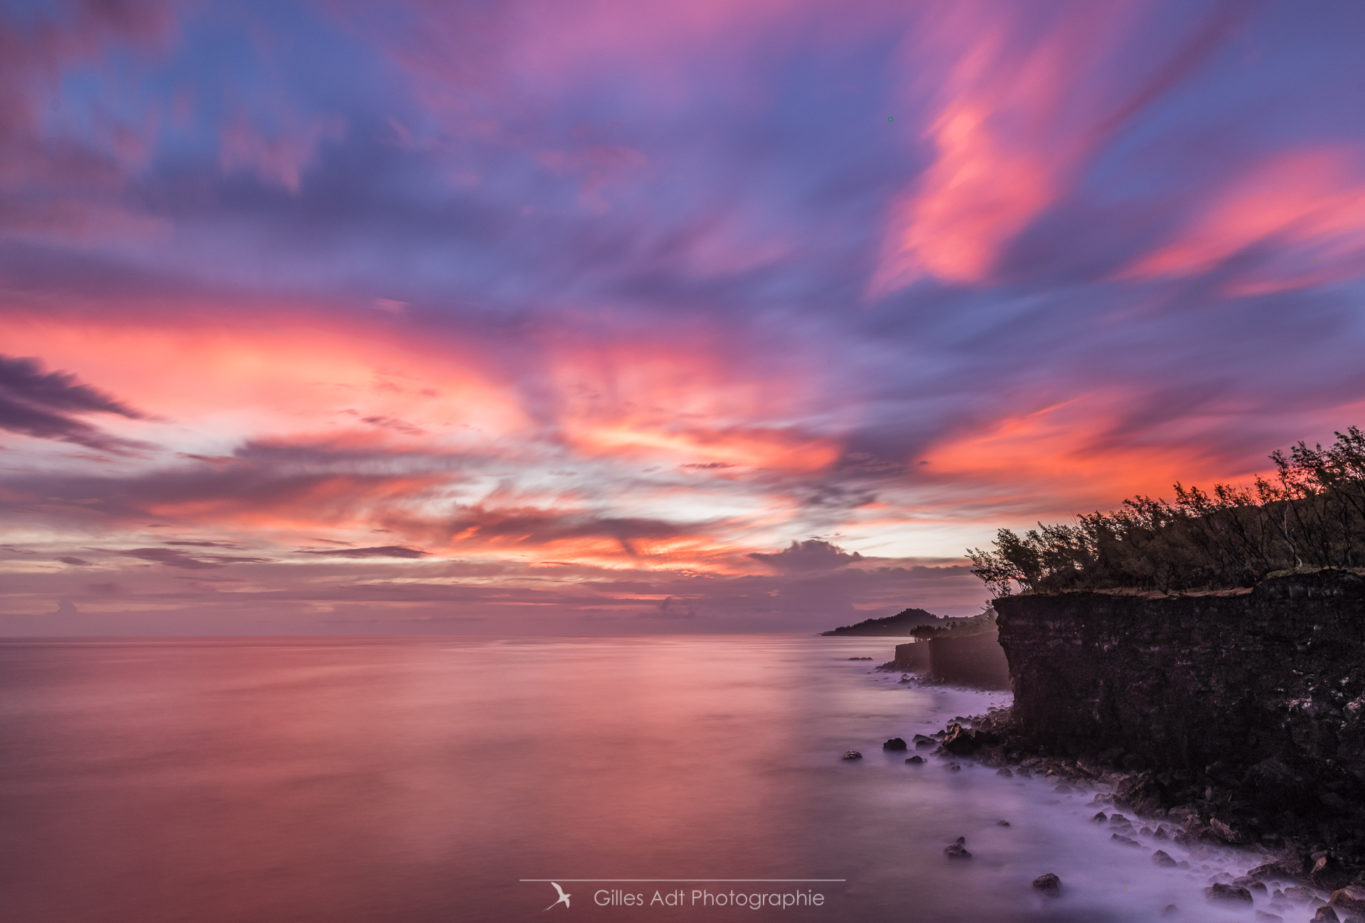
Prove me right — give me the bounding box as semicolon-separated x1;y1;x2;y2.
968;427;1365;596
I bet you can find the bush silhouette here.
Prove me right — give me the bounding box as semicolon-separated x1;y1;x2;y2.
967;427;1365;595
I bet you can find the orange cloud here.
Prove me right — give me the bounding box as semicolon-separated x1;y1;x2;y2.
920;397;1232;512
550;334;840;472
144;472;452;532
0;310;530;447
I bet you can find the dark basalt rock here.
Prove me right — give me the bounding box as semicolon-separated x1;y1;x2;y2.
943;837;971;859
1032;873;1061;895
841;750;862;761
1312;906;1341;923
1331;886;1365;915
1313;855;1354;891
992;571;1365;877
904;755;925;765
1205;883;1254;904
940;722;981;756
913;734;937;750
883;737;907;751
1209;817;1248;845
1152;850;1178;867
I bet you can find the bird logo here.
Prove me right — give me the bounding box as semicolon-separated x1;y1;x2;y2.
544;882;571;912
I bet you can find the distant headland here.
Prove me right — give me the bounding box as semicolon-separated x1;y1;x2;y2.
819;607;942;636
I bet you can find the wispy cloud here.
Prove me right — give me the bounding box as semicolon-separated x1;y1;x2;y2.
0;354;147;452
1;0;1363;632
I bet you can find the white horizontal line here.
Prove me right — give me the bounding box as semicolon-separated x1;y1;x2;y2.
519;879;845;883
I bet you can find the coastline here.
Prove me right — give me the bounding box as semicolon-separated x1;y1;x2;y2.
845;618;1365;922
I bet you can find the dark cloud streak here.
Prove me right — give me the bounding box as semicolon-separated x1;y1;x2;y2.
0;355;147;452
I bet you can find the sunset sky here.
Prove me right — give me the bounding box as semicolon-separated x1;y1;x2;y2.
3;0;1364;634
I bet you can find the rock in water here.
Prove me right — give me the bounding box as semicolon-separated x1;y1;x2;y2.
841;750;862;761
1331;887;1365;915
1151;850;1178;867
883;737;907;751
943;837;972;860
904;756;925;765
1311;906;1340;923
1032;873;1061;895
1312;855;1352;891
1208;816;1246;844
1204;883;1253;904
940;722;980;756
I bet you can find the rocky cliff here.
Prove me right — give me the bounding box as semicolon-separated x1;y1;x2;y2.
993;569;1365;864
893;631;1010;690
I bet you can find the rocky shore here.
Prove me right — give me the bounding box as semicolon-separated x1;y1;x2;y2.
897;570;1365;922
917;707;1365;920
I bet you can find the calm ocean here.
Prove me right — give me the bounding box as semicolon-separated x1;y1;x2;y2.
0;636;1305;921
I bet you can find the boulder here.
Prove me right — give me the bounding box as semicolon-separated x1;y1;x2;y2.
1152;850;1177;867
883;737;908;751
1313;855;1353;891
1209;816;1248;845
905;756;925;765
841;750;862;761
1232;876;1268;896
1311;907;1341;923
941;722;980;756
1032;873;1061;895
944;837;972;859
1205;883;1254;904
1331;887;1365;915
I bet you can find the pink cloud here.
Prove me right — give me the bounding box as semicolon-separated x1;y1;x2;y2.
869;1;1250;295
1118;148;1365;294
220;111;346;194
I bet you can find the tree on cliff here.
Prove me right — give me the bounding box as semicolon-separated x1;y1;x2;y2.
968;427;1365;595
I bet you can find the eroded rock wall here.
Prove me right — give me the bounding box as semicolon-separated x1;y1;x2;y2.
994;570;1365;823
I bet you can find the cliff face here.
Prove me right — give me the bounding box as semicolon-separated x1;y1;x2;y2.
894;632;1010;690
993;570;1365;831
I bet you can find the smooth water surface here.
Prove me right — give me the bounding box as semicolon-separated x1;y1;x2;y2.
0;637;1322;921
